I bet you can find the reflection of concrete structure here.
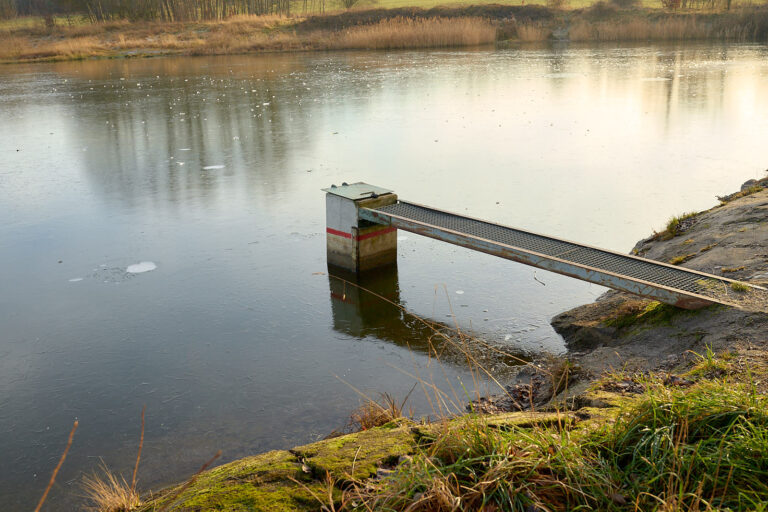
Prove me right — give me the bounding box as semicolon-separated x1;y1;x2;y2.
327;268;526;369
324;183;398;273
327;267;437;353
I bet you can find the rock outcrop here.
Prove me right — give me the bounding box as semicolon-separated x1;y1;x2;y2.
552;178;768;374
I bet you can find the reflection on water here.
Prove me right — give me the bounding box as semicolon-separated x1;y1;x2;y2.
328;267;461;354
1;43;768;509
328;266;525;376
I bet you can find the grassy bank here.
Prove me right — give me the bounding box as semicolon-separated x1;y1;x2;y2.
115;349;768;511
2;4;768;63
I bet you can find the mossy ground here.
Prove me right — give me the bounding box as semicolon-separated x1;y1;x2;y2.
137;423;416;511
291;421;416;481
137;450;334;512
602;299;696;330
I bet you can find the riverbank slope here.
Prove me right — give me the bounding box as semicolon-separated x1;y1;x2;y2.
553;176;768;375
3;4;768;64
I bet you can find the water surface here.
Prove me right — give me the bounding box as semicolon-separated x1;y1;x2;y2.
2;43;768;509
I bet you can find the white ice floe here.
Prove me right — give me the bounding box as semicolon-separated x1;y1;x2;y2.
68;278;83;282
126;261;157;274
202;165;225;170
455;290;465;295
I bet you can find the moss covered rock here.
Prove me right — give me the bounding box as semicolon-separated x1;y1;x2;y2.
292;421;415;481
137;450;336;512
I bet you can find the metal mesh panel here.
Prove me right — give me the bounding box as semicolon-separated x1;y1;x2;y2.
373;201;724;295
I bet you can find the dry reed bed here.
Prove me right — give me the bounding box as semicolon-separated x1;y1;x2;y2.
0;16;495;60
2;7;768;62
568;16;754;40
328;16;496;49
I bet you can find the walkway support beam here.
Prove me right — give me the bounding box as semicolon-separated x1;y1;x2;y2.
324;182;398;273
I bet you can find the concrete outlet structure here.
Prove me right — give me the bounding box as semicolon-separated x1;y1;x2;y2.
324;182;398;273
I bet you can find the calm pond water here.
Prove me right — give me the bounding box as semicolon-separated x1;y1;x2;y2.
2;43;768;509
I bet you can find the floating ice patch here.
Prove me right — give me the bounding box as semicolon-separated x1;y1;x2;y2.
126;261;157;274
68;278;83;282
202;165;225;170
455;290;464;295
179;148;191;151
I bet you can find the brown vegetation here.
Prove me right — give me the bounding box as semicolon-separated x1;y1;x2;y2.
328;16;495;49
82;465;141;512
0;15;496;61
570;16;710;40
34;421;79;512
349;391;412;430
3;4;768;62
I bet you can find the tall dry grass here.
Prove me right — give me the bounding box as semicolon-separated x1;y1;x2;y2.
81;407;145;512
34;421;79;512
0;35;105;60
515;21;553;41
348;389;414;431
82;465;141;512
0;15;496;61
569;16;714;40
3;7;768;62
328;16;496;49
0;35;25;59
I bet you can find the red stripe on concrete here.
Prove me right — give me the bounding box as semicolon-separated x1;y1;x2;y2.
355;227;397;241
326;227;396;241
326;227;352;239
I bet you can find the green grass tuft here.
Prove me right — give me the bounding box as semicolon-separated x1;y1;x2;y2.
731;281;750;293
669;253;696;265
686;345;731;379
605;300;682;329
664;211;698;239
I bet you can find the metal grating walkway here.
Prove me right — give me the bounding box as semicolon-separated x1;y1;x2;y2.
359;200;754;309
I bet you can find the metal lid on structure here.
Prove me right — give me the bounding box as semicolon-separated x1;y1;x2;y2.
322;182;394;201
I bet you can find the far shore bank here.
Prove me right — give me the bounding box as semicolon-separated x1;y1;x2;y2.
2;4;768;64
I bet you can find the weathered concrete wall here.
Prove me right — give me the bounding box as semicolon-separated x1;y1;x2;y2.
326;193;360;271
325;192;398;273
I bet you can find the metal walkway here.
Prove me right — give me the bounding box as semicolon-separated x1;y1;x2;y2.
359;200;758;309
